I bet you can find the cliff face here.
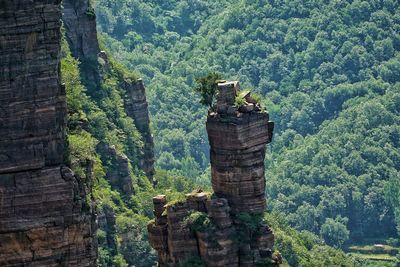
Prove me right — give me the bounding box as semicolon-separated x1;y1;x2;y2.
62;0;99;60
62;0;101;91
148;81;279;266
124;79;156;184
0;1;97;266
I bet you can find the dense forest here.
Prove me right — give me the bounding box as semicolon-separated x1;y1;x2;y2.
63;0;400;266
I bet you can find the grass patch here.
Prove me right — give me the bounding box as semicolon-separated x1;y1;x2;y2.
349;252;397;262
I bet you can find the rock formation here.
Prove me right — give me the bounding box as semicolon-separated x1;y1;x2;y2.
207;81;274;215
97;143;135;196
0;0;97;266
124;79;156;185
148;81;279;266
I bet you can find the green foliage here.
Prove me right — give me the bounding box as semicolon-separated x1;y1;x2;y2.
265;212;357;267
112;255;128;267
68;131;104;179
234;94;246;108
255;258;274;267
116;212;157;266
184;211;214;233
385;174;400;236
85;6;96;19
193;72;222;108
320;217;350;248
233;212;264;248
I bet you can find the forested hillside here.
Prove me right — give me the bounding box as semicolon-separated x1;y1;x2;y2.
88;0;400;265
95;0;400;245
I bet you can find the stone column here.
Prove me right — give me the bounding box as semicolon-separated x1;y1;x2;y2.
206;81;274;214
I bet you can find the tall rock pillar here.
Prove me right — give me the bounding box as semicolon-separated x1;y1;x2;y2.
124;79;156;184
0;1;97;265
148;81;279;266
207;81;274;214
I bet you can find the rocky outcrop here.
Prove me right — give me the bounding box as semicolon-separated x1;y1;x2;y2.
62;1;156;186
0;1;97;265
124;79;156;185
148;81;279;266
207;81;274;214
148;191;277;267
97;143;135;196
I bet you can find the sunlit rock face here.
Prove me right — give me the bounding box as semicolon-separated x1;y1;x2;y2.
148;81;279;266
0;1;97;266
207;81;274;214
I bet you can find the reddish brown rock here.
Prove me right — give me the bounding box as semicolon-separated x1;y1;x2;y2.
0;1;96;265
207;82;274;214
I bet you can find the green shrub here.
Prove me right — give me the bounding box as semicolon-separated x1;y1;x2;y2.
85;6;96;19
185;211;214;233
193;72;222;108
234;95;246;107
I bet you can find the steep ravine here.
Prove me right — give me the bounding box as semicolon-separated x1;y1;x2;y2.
62;0;155;185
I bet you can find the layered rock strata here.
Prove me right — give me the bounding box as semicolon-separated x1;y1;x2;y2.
207;81;274;214
124;79;156;184
148;192;276;267
0;1;97;265
148;81;278;266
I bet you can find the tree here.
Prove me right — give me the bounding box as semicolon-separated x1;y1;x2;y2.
193;72;222;108
384;175;400;236
320;217;350;248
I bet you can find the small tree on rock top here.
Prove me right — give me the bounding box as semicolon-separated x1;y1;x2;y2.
193;72;222;109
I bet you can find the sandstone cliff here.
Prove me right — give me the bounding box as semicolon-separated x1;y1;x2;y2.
148;81;279;266
0;1;97;265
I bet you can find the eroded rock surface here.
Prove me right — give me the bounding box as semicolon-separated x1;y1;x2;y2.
0;1;97;265
148;81;279;266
